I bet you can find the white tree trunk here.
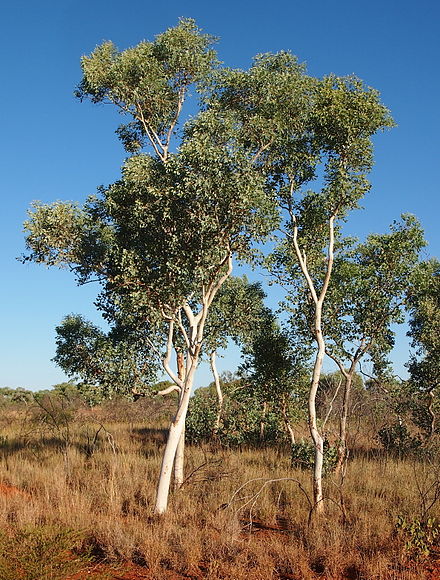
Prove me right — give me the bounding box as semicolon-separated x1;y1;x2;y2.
309;316;325;514
174;428;185;489
173;351;186;489
210;351;223;433
281;397;295;445
155;363;195;514
155;252;233;514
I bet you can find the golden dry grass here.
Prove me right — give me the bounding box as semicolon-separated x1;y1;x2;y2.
0;401;438;579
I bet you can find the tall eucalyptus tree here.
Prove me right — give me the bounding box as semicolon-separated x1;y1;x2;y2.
23;20;277;514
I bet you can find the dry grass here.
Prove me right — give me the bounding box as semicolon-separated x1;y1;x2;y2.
0;402;438;579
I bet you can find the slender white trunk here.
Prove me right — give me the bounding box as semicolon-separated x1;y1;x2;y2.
309;310;325;514
155;360;196;514
328;350;363;479
260;401;268;441
428;388;436;439
281;397;295;445
210;351;223;433
290;212;335;514
285;422;296;445
173;351;186;489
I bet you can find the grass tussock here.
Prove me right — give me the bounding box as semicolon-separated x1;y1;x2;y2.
0;402;438;579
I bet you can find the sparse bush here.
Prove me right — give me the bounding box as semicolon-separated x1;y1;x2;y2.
396;515;440;559
378;421;423;457
291;440;338;474
186;390;285;447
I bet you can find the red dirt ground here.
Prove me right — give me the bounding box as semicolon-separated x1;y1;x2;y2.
0;482;31;498
62;559;440;580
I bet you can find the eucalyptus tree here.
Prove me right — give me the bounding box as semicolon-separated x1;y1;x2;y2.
315;215;425;474
406;258;440;437
211;65;394;511
23;20;277;514
278;84;393;512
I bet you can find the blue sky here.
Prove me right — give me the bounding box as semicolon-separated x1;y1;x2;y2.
1;0;438;389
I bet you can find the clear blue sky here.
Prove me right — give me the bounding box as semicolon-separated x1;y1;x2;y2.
1;0;438;389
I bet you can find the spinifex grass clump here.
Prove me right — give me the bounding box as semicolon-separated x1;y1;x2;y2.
0;525;92;580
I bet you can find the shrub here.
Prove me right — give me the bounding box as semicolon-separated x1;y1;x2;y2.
186;390;286;447
291;439;338;474
0;525;92;580
377;421;423;458
396;515;440;559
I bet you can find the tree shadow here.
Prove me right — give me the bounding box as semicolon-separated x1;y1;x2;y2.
130;427;168;449
0;436;70;458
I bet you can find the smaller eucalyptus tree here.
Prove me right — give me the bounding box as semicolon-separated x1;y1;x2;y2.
206;58;394;512
406;258;440;438
203;276;268;432
322;215;425;473
239;310;310;444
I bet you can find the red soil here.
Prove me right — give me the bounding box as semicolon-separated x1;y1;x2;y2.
0;482;31;498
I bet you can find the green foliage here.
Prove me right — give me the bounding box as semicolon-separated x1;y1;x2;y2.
396;515;440;559
77;18;217;151
203;276;268;353
238;305;309;423
53;314;158;402
23;22;279;372
291;440;338;474
185;390;220;444
0;525;92;580
0;387;33;404
377;421;423;458
186;384;286;447
406;259;440;395
292;214;426;374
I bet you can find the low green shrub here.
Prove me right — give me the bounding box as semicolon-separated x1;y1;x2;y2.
291;439;338;474
396;515;440;559
0;525;93;580
377;421;423;457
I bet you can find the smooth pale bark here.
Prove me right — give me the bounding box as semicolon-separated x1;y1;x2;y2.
155;253;233;514
155;354;198;514
309;310;325;514
173;351;186;489
210;351;223;433
174;427;185;489
427;388;436;439
328;347;365;479
290;210;336;514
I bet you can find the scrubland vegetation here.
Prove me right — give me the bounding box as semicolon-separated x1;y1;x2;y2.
10;17;440;580
1;384;440;579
